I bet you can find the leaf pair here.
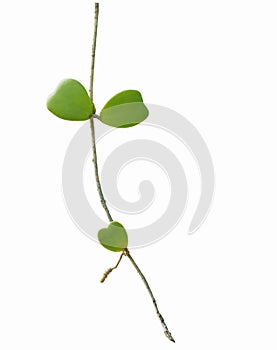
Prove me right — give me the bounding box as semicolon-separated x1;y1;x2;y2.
47;79;148;128
47;79;134;251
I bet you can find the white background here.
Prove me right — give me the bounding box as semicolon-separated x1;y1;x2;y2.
1;0;277;349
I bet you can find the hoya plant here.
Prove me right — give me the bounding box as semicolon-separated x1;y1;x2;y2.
47;3;175;343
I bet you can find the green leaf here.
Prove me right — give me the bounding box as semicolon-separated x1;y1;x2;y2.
47;79;94;121
98;221;128;252
100;90;148;128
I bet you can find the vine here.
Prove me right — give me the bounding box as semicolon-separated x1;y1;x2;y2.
47;2;175;343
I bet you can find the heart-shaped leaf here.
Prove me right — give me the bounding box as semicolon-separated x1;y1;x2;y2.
47;79;94;121
100;90;148;128
98;221;128;252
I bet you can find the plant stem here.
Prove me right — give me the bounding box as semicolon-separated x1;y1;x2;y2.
100;251;124;283
89;118;113;222
125;249;175;342
89;2;175;343
89;2;113;223
89;2;99;102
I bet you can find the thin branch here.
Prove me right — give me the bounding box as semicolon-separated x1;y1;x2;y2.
89;3;113;222
100;252;125;283
89;2;99;101
89;117;113;222
125;249;175;343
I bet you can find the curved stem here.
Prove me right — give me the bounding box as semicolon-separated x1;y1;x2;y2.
89;2;175;343
100;251;125;283
89;116;113;222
